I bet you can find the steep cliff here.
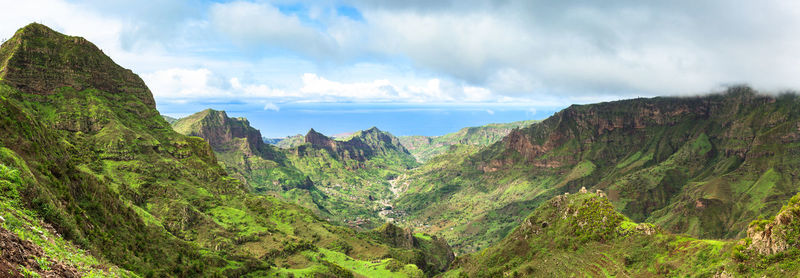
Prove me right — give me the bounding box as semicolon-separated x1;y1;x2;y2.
397;87;800;254
172;109;322;213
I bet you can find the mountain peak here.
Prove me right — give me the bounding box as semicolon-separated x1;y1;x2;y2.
305;128;335;149
172;108;270;156
16;22;58;36
0;23;155;107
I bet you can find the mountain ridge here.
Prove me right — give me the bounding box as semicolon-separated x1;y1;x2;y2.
399;119;538;162
0;23;155;108
299;126;414;164
395;87;800;254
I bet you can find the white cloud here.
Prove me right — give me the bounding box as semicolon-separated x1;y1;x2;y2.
144;68;220;99
209;1;336;58
298;73;507;103
486;109;494;115
5;0;800;113
354;1;800;96
140;67;544;105
263;102;280;111
0;0;123;56
143;68;287;101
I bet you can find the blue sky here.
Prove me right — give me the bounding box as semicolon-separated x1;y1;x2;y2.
3;0;800;137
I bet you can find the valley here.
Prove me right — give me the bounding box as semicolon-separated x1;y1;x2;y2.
1;22;800;278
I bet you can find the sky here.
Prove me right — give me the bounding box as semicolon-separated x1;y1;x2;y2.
2;0;800;137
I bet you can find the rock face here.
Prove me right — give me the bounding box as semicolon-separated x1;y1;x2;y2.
0;23;155;108
171;109;313;192
494;89;782;170
305;128;338;153
173;109;270;157
747;195;800;255
398;87;800;254
298;127;413;163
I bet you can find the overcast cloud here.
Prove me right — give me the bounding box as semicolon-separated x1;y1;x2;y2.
2;0;800;108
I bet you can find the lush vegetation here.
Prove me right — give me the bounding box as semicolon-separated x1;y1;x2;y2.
398;120;537;162
0;23;453;277
395;88;800;255
447;191;800;277
173;109;421;229
6;21;800;277
285;128;419;228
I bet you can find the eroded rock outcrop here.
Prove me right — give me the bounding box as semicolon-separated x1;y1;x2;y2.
747;196;800;255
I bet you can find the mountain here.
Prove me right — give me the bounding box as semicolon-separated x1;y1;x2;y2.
171;111;421;228
298;127;414;164
162;115;178;124
0;23;452;277
287;127;419;228
399;120;538;162
275;134;305;149
171;109;324;213
395;88;800;254
262;137;283;145
445;189;800;277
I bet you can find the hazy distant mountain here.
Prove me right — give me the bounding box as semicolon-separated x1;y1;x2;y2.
162;114;179;124
399;120;538;162
262;137;283;145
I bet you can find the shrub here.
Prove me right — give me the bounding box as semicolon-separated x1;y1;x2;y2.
327;239;353;255
386;259;404;272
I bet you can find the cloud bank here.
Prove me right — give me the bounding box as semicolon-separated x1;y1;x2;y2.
3;0;800;109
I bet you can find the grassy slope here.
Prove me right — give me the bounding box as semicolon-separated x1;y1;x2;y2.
275;135;305;149
395;88;800;255
171;109;325;214
0;161;134;277
447;191;800;277
398;120;537;162
0;23;451;277
171;110;422;229
162;115;178;124
286;128;420;229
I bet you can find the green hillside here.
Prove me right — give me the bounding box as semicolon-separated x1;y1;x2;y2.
275;134;305;149
171;109;324;213
162;115;178;124
0;23;453;277
6;21;800;278
395;88;800;255
173;110;421;229
399;120;537;162
286;127;419;229
446;190;800;277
